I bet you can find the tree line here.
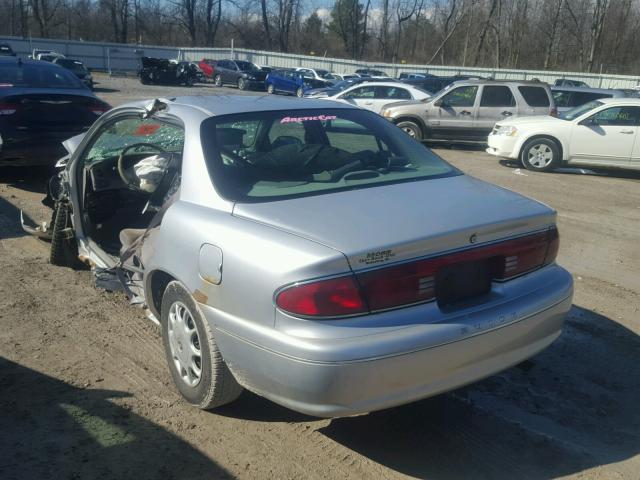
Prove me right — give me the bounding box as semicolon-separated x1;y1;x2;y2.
2;0;639;74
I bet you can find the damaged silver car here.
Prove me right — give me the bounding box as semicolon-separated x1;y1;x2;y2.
35;95;573;417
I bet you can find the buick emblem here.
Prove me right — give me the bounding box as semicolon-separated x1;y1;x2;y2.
469;233;477;244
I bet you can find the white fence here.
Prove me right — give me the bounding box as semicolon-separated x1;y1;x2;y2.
3;35;640;88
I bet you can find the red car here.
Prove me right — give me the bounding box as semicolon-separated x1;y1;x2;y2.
198;59;217;79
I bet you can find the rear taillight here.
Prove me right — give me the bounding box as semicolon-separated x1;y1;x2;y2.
90;103;110;116
0;102;19;115
276;275;367;317
276;227;559;317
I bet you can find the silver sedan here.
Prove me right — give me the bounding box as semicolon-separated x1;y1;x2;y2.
42;95;573;417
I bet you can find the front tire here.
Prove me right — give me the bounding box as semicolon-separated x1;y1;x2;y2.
49;202;81;267
267;83;275;94
295;87;304;98
237;78;247;90
161;281;243;410
520;138;560;172
396;120;423;141
214;74;222;87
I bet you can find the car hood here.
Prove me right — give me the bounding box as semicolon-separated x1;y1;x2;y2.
244;71;268;80
305;87;338;97
233;175;555;269
383;99;426;110
496;115;566;127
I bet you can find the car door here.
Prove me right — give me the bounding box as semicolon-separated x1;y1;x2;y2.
476;85;517;136
427;85;479;140
569;106;640;167
223;61;238;84
338;85;376;109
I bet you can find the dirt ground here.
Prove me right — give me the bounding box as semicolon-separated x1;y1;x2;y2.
0;73;638;480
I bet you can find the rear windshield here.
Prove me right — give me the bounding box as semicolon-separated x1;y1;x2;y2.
201;108;458;202
518;86;551;107
0;63;83;88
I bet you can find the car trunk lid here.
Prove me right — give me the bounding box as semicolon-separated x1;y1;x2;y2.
233;175;556;271
1;92;105;132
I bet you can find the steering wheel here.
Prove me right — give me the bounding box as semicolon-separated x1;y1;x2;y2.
117;143;166;189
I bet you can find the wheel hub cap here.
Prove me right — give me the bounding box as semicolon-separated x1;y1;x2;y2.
528;144;553;167
167;301;202;387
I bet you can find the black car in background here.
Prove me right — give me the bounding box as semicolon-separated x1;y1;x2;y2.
0;44;16;57
0;57;110;167
53;58;94;89
212;59;268;90
139;57;199;86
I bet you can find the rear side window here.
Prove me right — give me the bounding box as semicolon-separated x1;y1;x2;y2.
480;86;516;107
590;106;640;126
518;86;551;107
376;86;411;100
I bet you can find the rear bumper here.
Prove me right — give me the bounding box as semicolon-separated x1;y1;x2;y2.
0;135;69;166
203;265;573;417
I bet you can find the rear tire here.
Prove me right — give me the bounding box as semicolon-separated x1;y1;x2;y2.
161;281;243;410
49;202;81;268
295;87;304;98
214;75;222;87
396;120;423;141
520;138;560;172
267;83;275;94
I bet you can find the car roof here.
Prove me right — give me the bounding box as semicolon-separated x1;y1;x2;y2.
456;79;549;86
592;97;640;106
125;95;355;117
551;86;626;94
346;81;419;88
0;56;62;67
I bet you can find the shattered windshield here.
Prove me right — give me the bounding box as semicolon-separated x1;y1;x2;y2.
201;108;458;202
84;117;184;165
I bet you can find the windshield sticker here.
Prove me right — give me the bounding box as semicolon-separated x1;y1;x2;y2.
133;124;161;136
280;115;337;124
359;249;396;265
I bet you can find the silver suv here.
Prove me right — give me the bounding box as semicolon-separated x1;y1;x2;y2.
381;80;555;143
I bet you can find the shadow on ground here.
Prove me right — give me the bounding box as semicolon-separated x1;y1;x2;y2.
0;166;51;194
0;358;233;480
498;158;640;181
318;305;639;479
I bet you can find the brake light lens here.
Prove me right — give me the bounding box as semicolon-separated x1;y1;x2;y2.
276;227;559;317
276;275;367;317
90;103;110;116
0;102;19;115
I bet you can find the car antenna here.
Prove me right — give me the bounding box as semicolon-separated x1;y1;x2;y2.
142;98;170;118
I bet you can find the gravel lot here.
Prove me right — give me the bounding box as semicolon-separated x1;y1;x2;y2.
1;73;638;480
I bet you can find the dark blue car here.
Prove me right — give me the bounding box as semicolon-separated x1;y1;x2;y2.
265;69;327;97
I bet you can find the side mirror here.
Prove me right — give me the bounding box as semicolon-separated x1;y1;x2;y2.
434;99;443;107
579;117;597;126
